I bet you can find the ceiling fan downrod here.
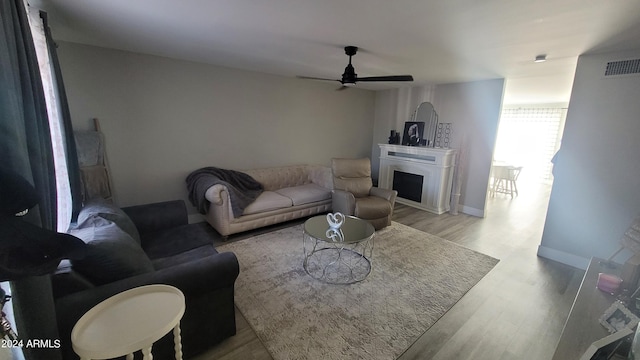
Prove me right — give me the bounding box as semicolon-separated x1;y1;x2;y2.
342;46;358;84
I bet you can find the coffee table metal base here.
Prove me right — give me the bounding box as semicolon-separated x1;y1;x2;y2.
303;232;373;284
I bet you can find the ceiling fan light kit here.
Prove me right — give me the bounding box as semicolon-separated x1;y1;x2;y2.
297;46;414;89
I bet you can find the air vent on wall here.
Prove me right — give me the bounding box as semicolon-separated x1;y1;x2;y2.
604;59;640;76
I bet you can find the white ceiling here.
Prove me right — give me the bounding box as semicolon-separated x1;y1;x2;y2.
32;0;640;104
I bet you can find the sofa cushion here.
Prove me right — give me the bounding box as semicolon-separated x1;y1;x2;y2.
244;165;311;191
332;158;372;178
142;222;219;260
331;158;373;198
275;184;332;206
77;199;141;244
151;245;218;270
242;191;292;215
69;217;154;285
333;177;372;198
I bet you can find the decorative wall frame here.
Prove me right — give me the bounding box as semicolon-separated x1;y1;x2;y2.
402;122;425;146
599;301;640;333
435;122;452;148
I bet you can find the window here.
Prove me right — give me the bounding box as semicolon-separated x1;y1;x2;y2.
26;3;73;232
494;107;567;183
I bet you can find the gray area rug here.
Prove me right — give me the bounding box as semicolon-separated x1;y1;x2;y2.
218;221;499;360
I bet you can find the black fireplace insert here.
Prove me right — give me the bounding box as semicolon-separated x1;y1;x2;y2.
392;171;423;202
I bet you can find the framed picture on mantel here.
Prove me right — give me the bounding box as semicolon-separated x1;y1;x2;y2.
402;122;425;146
599;301;640;334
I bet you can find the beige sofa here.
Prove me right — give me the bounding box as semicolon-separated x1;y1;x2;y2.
203;165;333;237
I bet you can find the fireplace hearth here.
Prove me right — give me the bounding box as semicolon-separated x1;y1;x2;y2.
378;144;456;214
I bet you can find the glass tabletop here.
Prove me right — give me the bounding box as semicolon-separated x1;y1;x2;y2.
303;215;374;244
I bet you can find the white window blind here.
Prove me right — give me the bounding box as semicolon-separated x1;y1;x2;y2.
494;107;566;183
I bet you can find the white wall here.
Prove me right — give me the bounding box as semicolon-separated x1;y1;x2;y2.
57;42;375;213
432;79;505;216
371;86;435;178
371;80;504;216
538;49;640;269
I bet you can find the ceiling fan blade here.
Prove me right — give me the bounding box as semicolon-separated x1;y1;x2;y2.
296;75;341;82
300;46;413;88
356;75;414;82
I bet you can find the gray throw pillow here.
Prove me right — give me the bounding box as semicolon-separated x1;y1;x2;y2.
77;199;141;244
69;217;153;285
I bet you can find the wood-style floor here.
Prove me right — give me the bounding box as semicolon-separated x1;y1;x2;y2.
194;181;584;360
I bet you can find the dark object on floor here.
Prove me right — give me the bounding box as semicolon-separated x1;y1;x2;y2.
0;167;86;281
0;167;39;217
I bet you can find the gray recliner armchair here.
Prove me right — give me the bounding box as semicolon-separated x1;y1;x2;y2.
331;158;397;230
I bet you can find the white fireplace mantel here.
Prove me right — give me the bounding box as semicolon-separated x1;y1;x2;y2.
378;144;457;214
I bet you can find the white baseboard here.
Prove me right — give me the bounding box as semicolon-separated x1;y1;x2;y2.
537;245;590;270
460;205;484;218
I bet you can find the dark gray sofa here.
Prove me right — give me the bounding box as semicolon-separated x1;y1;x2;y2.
52;199;239;360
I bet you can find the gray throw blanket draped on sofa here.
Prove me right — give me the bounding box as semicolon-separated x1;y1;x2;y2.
186;167;263;217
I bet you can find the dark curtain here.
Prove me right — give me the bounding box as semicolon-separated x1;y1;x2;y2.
0;0;56;229
40;10;83;222
1;0;61;359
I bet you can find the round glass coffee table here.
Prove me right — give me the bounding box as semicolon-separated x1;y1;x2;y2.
302;215;375;284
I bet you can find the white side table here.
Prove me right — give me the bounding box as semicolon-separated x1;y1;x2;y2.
71;285;185;360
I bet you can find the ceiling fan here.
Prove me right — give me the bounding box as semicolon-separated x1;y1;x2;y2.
297;46;414;90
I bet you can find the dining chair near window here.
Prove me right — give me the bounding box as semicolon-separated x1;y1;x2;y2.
490;165;523;198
